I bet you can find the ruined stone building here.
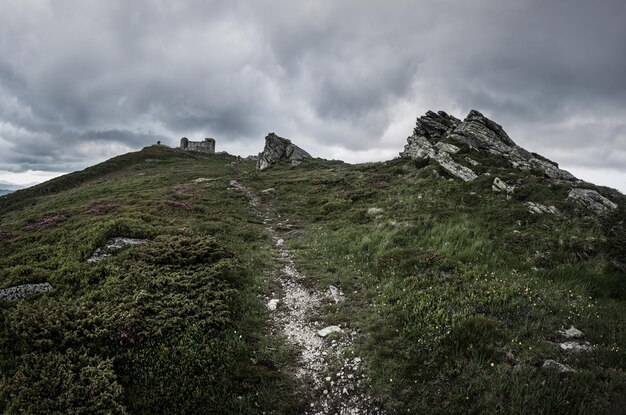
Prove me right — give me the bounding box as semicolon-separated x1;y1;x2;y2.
179;137;216;153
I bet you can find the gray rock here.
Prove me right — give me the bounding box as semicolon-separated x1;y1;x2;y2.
267;299;279;311
437;152;478;182
413;110;462;138
276;238;285;246
329;285;345;303
542;359;575;373
559;341;592;352
401;133;477;182
0;282;53;302
366;207;384;218
261;187;276;195
318;326;343;337
559;326;584;339
567;188;617;214
525;202;559;214
401;110;576;181
492;177;515;194
87;237;147;263
256;133;311;171
435;142;460;154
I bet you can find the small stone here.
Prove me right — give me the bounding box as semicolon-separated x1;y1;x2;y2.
525;201;559;215
261;187;276;195
366;207;384;218
276;239;285;246
328;285;345;303
492;177;515;194
325;376;331;382
559;326;584;339
559;341;592;352
542;359;575;373
318;326;343;337
465;157;480;166
267;299;279;311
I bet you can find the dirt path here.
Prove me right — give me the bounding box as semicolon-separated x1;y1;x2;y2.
228;180;382;414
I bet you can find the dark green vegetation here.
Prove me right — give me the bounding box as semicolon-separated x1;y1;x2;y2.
0;147;301;414
1;145;625;414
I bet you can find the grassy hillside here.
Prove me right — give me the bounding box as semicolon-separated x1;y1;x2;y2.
1;145;624;414
0;146;302;414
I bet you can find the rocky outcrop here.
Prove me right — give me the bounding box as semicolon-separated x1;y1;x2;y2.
256;133;311;171
401;109;576;181
0;282;53;302
566;188;618;214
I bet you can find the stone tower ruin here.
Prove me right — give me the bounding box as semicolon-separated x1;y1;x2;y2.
179;137;215;154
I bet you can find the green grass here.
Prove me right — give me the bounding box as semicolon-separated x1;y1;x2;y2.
244;156;626;414
1;146;624;414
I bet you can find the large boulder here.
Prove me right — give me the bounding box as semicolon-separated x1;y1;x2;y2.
256;133;311;171
566;188;618;214
401;109;576;181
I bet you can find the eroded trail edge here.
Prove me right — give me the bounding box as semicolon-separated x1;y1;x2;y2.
229;180;382;415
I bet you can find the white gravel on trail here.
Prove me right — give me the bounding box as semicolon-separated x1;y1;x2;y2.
229;180;382;414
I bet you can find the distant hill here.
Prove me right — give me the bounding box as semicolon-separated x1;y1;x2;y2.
0;115;624;414
0;189;13;196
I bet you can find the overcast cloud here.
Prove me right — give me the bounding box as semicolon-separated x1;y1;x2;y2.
1;0;625;191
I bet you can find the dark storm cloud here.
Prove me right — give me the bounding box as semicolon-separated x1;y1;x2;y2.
0;0;625;184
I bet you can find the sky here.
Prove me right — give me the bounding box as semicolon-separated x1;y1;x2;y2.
0;0;625;192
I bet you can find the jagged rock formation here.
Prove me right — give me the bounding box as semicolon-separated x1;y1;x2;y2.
400;110;576;181
567;188;618;214
257;133;312;171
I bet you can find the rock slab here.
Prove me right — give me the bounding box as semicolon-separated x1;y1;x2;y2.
0;283;53;302
526;202;559;214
